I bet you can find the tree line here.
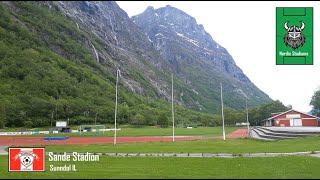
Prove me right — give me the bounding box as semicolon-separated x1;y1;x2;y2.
310;89;320;117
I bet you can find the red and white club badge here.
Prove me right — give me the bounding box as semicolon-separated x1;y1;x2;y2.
9;148;45;172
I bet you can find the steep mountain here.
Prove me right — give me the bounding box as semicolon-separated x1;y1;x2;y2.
132;5;271;111
47;1;271;112
0;1;271;128
0;1;211;128
40;1;174;99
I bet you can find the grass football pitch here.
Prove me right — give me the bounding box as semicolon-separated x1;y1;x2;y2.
0;126;238;137
44;136;320;154
1;127;320;178
1;155;320;179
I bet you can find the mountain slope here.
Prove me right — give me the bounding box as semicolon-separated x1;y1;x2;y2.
0;1;214;128
49;1;272;112
0;1;271;128
39;1;174;99
41;1;271;112
132;5;271;111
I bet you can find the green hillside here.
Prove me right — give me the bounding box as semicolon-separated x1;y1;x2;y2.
0;2;275;128
0;2;216;128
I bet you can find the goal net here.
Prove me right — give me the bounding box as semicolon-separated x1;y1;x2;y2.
78;124;106;135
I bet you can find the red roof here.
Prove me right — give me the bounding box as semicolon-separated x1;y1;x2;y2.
268;109;319;120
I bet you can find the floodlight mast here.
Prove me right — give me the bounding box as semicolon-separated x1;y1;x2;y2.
172;73;175;142
245;97;250;137
219;59;226;141
114;69;120;145
220;82;226;141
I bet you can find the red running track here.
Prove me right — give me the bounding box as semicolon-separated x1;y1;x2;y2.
0;136;203;146
227;128;248;139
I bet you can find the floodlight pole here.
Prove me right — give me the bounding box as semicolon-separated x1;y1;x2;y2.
51;111;54;127
95;112;98;126
171;73;175;142
114;69;120;145
220;82;226;141
245;98;250;137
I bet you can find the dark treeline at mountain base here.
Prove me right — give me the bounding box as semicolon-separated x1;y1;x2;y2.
310;89;320;117
0;2;287;129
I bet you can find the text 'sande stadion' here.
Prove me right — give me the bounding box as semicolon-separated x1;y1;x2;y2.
48;152;100;172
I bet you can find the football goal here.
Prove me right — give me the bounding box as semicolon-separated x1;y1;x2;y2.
78;124;106;136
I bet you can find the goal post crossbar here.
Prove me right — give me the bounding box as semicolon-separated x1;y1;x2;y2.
78;124;106;135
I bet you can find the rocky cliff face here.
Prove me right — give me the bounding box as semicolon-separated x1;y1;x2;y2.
46;1;172;99
21;1;270;112
132;5;271;110
132;5;251;83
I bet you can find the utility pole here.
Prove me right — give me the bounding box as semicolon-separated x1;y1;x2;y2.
95;112;98;135
172;74;175;142
114;69;120;145
55;91;59;122
51;111;54;127
245;98;250;137
95;112;98;126
220;82;226;141
55;102;58;121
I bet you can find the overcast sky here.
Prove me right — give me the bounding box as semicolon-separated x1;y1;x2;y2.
117;1;320;112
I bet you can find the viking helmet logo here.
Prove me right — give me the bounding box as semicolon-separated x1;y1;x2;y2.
283;21;305;49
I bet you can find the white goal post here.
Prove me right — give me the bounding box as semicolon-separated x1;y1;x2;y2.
78;124;106;135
